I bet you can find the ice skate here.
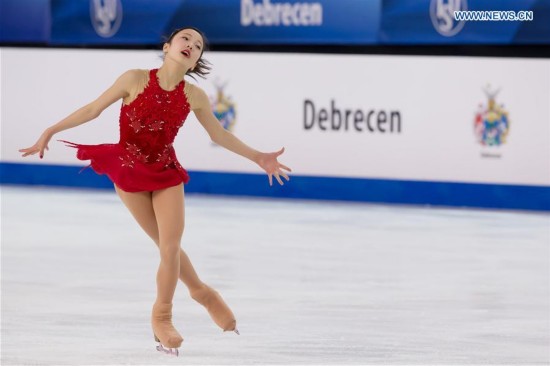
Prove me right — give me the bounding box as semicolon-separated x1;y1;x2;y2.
190;284;239;334
154;334;180;356
151;302;183;356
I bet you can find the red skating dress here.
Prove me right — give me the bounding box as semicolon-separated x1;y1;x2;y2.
61;69;191;192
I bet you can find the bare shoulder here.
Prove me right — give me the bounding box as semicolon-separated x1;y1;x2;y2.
119;69;150;104
184;82;209;111
118;69;149;85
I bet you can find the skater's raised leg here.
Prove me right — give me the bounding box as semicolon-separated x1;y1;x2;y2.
190;284;237;333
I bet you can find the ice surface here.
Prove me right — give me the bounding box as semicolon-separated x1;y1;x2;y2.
1;185;549;365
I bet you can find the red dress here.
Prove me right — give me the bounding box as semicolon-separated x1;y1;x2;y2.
61;69;191;192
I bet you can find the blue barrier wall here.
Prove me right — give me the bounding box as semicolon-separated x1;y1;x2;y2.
1;162;549;211
2;0;549;45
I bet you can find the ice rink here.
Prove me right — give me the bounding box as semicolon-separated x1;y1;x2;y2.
2;185;549;365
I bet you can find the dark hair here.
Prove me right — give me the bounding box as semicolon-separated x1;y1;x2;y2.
164;27;212;80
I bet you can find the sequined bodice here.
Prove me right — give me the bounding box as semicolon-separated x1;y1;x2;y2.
118;69;191;166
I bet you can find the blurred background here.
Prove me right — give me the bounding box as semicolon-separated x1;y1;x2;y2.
1;0;549;210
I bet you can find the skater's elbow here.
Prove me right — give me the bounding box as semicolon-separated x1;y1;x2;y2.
210;129;224;145
83;104;102;120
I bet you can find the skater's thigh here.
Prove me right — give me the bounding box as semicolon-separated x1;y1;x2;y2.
114;184;160;244
152;184;185;244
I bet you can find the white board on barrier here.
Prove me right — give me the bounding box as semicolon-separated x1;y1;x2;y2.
2;48;549;186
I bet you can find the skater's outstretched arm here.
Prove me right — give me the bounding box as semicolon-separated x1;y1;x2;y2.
19;70;140;159
191;85;291;186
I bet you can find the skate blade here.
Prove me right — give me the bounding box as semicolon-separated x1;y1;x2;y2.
156;342;179;357
223;328;240;335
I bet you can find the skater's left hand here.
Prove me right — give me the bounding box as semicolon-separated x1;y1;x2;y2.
257;147;291;186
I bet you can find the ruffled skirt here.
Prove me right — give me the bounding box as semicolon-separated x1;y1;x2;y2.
60;141;190;192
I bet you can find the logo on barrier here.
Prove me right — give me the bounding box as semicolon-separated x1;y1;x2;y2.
211;81;237;134
430;0;467;36
241;0;323;26
474;85;510;147
90;0;123;38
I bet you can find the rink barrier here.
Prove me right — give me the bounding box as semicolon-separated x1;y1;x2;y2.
1;162;548;211
4;50;549;191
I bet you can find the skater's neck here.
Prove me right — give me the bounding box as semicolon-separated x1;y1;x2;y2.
156;64;186;91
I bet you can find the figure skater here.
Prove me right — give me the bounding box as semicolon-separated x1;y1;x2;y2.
19;27;291;356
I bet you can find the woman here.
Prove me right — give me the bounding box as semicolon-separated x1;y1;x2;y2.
19;27;291;356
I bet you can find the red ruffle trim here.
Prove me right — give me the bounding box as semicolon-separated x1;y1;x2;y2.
59;140;190;192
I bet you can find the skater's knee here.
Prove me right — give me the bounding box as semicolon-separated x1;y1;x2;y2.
159;241;180;260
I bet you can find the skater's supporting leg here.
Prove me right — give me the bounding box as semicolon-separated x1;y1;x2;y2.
114;184;183;349
115;185;203;291
115;184;236;332
151;184;184;304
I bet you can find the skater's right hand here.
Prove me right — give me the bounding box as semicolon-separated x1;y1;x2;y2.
19;129;53;159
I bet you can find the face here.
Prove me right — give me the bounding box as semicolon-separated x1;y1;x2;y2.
163;29;204;70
